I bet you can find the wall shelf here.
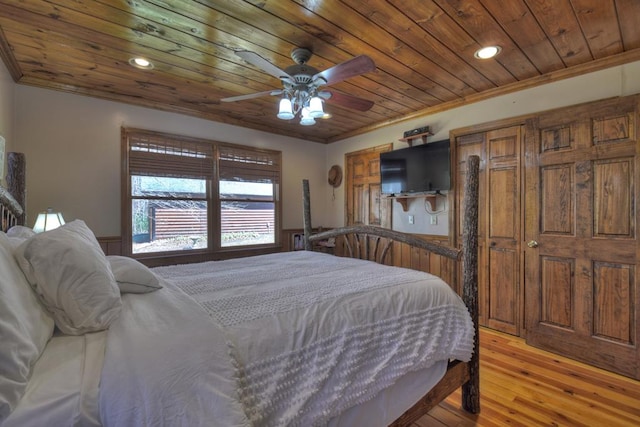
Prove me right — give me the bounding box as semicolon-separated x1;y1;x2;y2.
389;194;439;212
398;131;433;146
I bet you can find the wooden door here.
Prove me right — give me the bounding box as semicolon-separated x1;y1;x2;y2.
345;144;392;227
524;96;640;379
484;126;522;335
345;144;392;259
456;126;522;335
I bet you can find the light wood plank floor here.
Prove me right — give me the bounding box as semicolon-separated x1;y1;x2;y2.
413;328;640;426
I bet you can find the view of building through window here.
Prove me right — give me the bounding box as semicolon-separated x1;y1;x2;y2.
131;177;275;253
220;180;275;247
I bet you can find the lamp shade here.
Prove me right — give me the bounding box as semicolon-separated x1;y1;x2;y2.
276;98;294;120
33;208;65;233
299;107;316;126
308;96;325;118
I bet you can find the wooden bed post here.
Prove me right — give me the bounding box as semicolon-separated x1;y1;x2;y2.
6;152;26;226
461;154;480;413
302;179;313;251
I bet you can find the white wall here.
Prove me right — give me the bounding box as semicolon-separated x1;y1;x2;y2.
14;86;327;236
328;60;640;235
0;59;15;184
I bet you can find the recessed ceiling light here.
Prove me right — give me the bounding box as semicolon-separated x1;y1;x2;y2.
129;57;154;69
474;46;501;59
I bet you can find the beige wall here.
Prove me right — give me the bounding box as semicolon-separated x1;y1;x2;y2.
6;59;640;238
0;60;15;185
327;60;640;234
13;86;327;236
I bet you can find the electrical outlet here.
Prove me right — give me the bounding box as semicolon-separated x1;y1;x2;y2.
408;215;414;224
430;215;437;225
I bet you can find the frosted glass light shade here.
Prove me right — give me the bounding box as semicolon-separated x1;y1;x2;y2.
300;107;316;126
33;208;65;233
308;96;324;118
277;98;294;120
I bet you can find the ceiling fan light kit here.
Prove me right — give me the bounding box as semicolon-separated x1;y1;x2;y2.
222;48;376;126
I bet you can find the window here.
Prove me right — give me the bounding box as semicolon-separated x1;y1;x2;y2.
218;145;280;247
122;128;281;259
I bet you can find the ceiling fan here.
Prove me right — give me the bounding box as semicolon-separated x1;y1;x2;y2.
221;48;376;126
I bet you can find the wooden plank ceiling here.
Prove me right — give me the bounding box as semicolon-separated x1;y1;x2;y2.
0;0;639;143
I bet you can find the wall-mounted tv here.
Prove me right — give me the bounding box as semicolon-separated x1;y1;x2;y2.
380;139;451;195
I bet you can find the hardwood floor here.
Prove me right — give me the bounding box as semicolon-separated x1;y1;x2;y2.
413;328;640;426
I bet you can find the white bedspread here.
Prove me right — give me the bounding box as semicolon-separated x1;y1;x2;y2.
99;251;473;427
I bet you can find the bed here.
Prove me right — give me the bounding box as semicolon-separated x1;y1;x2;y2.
0;152;480;427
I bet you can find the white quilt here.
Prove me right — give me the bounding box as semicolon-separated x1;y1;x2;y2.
99;251;474;427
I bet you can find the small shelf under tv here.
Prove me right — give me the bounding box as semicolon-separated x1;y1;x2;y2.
390;193;439;212
398;131;433;146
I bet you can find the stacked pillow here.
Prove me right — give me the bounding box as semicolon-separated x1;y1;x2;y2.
107;255;162;294
0;232;54;422
1;220;163;422
14;220;123;335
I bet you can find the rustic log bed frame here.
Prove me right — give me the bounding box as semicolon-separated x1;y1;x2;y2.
1;152;480;425
302;155;480;426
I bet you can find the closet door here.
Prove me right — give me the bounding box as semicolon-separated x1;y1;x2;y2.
456;126;522;335
524;96;640;379
345;144;392;261
484;126;522;335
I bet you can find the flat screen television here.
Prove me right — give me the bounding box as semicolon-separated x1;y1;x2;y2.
380;139;451;195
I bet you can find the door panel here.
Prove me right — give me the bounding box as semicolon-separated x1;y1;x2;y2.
488;248;517;327
525;96;640;379
368;183;383;226
352;183;365;225
540;257;573;328
345;144;392;260
593;262;634;344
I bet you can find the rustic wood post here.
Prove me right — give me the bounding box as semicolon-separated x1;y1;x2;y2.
6;152;26;226
302;179;313;251
461;154;480;413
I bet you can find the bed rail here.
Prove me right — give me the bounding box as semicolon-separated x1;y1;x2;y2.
0;186;23;232
302;154;481;423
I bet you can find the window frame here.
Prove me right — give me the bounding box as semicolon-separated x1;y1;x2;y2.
121;128;282;263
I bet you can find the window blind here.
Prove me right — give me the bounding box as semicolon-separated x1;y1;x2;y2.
127;131;214;179
218;144;281;183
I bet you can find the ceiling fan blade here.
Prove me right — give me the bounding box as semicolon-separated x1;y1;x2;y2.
235;51;293;81
313;55;375;86
221;89;282;102
323;91;374;111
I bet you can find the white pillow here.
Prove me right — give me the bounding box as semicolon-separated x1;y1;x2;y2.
0;233;55;422
6;225;36;240
107;255;162;294
5;226;36;252
17;220;122;336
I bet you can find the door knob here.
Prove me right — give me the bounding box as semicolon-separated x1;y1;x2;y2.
527;240;539;248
